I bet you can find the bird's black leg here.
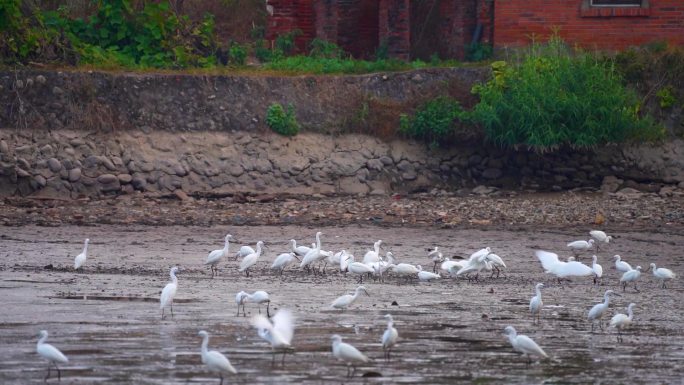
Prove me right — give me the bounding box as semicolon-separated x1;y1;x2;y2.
161;308;165;320
55;362;61;381
45;363;51;381
622;282;626;292
267;302;271;318
170;303;174;318
219;373;224;385
236;305;240;316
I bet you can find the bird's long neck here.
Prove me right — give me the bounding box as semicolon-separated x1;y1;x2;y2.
627;306;634;320
506;332;517;344
82;241;89;254
170;270;177;283
256;243;263;255
374;242;380;254
37;334;47;346
223;238;230;253
352;290;360;300
535;286;542;298
291;240;297;252
201;335;209;355
315;233;322;249
603;294;610;306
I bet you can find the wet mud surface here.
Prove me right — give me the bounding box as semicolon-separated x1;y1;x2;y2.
1;224;683;384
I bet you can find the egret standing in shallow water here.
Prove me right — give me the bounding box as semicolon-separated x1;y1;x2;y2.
590;230;612;252
588;290;618;332
331;334;369;377
250;309;295;365
198;330;236;384
239;241;264;277
620;266;642;292
529;283;544;324
567;239;594;259
427;247;443;273
610;303;636;342
331;286;370;309
271;252;300;276
381;314;398;361
205;234;233;278
73;238;89;271
613;255;632;273
503;326;548;365
591;255;603;285
649;263;676;288
37;330;68;381
160;266;179;319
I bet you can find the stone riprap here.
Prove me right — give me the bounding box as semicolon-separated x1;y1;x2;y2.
0;128;683;200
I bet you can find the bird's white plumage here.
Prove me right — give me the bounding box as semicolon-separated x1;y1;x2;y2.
239;241;264;272
392;263;420;277
290;239;311;257
614;255;632;273
382;314;398;357
160;266;178;313
417;265;441;281
535;250;593;278
650;263;675;282
331;334;368;363
588;290;615;321
206;234;233;266
198;330;237;376
567;239;594;255
73;238;89;270
529;283;543;318
610;303;636;329
235;245;255;259
362;240;382;264
37;330;68;364
590;230;612;244
620;266;642;284
251;308;295;349
331;286;369;309
271;252;298;272
592;255;603;278
503;326;548;360
300;232;323;268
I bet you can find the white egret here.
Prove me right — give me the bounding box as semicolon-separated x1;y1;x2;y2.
392;263;420;282
468;247;491;261
37;330;69;381
649;263;676;289
234;242;255;260
239;241;264;277
250;309;295;366
198;330;236;384
417;265;441;282
587;289;618;332
300;232;323;272
235;291;248;316
205;234;233;278
362;240;382;264
241;290;271;317
160;266;179;319
613;255;632;273
535;250;593;281
610;303;636;342
290;239;311;257
590;230;612;251
486;253;507;278
529;283;543;324
73;238;89;271
503;326;548;365
346;255;374;284
455;253;491;280
620;266;642;292
442;258;467;277
591;255;603;285
427;247;443;273
567;239;594;259
331;334;368;377
381;314;398;361
331;286;369;310
338;250;351;274
271;252;300;276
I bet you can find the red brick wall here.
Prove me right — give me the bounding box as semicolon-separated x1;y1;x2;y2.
266;0;315;52
494;0;684;51
379;0;411;60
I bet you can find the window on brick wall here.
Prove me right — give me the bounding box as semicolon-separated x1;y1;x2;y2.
590;0;642;6
581;0;650;16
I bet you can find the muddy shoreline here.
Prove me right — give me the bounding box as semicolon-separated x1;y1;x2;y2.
1;219;683;384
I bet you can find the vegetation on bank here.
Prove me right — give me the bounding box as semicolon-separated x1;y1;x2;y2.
1;1;678;151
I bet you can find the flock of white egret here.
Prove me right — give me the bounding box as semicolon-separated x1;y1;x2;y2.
34;228;677;382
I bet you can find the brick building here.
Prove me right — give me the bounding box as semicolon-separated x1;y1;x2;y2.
265;0;684;60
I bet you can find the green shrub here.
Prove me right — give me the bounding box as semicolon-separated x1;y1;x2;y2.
309;38;344;59
656;86;677;109
229;42;247;65
399;97;467;146
465;42;493;62
275;30;301;56
266;103;300;136
470;35;662;152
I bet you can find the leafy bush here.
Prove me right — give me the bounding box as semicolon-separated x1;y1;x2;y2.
399;97;467;146
266;103;300;136
656;86;676;109
264;56;431;74
309;38;344;59
465;42;493;62
229;42;247;65
470;35;662;152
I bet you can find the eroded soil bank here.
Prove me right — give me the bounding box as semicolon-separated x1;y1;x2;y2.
1;223;682;384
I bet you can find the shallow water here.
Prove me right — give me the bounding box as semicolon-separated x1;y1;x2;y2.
1;225;683;384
